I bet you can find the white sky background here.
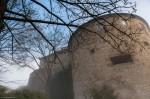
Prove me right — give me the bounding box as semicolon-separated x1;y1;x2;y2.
1;0;150;89
135;0;150;25
0;62;36;89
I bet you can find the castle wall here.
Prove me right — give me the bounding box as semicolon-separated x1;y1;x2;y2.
69;13;150;99
27;13;150;99
27;69;47;93
27;48;72;98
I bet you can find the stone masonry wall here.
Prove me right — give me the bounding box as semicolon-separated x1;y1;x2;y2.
69;13;150;99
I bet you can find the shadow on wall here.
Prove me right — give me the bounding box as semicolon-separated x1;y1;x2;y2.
46;66;74;99
90;85;117;99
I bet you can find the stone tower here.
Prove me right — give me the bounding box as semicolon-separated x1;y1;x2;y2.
28;13;150;99
69;13;150;99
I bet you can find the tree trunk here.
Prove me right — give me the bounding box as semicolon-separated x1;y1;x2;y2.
0;0;8;31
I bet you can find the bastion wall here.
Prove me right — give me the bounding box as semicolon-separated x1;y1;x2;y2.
69;13;150;99
28;13;150;99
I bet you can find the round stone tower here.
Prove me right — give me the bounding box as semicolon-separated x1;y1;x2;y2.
69;13;150;99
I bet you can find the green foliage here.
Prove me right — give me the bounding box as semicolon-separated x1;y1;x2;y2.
0;85;46;99
9;89;46;99
91;85;117;99
8;89;46;99
0;85;8;97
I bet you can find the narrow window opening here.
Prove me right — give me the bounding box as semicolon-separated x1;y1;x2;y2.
111;54;133;65
144;41;149;46
90;49;95;54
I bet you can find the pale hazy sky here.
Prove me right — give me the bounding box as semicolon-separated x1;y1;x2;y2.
1;0;150;89
135;0;150;25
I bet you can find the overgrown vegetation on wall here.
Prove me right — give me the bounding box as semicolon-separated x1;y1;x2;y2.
47;66;74;99
0;85;46;99
91;85;117;99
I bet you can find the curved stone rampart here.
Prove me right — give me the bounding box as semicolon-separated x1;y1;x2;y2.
28;13;150;99
69;13;150;99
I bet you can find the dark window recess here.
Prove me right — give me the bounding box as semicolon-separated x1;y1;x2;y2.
111;54;133;65
90;49;95;54
144;41;149;46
